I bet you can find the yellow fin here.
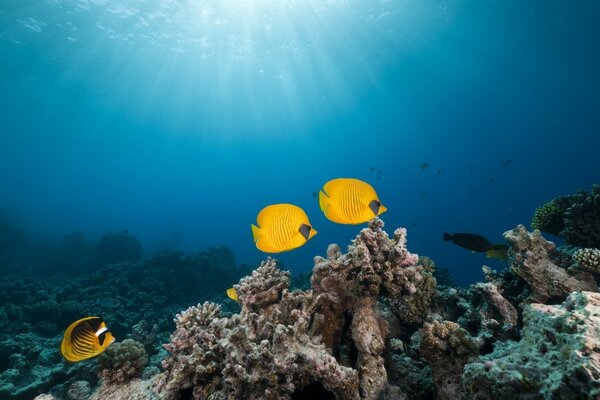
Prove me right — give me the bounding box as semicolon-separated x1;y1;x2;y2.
318;190;329;212
251;224;261;243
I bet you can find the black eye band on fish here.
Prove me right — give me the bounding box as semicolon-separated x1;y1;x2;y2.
369;200;381;216
299;223;311;240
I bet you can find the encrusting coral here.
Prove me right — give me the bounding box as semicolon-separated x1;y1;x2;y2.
462;291;600;399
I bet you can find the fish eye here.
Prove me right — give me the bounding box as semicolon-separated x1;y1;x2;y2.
299;224;311;240
369;200;381;215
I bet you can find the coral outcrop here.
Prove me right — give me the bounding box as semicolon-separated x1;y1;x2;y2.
419;319;480;400
158;280;359;399
504;225;596;303
118;218;425;400
309;219;425;398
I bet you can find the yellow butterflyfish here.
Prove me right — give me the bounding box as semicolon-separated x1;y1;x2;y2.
319;178;387;224
60;316;115;362
226;287;238;301
251;204;317;253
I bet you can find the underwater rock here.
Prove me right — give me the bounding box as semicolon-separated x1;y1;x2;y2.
96;339;148;384
457;282;519;345
462;291;600;399
0;333;93;400
504;225;597;303
66;380;91;400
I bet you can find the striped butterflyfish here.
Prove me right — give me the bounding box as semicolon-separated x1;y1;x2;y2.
60;316;115;362
319;178;387;225
251;204;317;253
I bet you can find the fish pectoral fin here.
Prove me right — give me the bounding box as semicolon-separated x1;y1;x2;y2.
251;224;261;243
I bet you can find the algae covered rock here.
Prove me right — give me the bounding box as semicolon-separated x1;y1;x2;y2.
463;291;600;399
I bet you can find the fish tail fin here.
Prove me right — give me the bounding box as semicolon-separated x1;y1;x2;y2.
485;250;493;258
318;190;329;212
443;233;453;241
251;224;261;243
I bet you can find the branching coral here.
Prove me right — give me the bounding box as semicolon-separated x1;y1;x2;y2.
96;339;148;384
531;200;564;235
573;247;600;274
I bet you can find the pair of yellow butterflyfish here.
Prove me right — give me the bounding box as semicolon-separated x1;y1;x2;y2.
226;178;387;302
250;178;387;254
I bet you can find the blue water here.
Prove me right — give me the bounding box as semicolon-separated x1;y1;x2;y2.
1;0;598;285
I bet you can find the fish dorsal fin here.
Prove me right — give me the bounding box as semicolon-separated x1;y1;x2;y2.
322;178;354;199
318;190;330;212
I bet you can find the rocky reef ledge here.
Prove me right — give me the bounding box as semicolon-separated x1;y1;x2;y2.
37;219;600;399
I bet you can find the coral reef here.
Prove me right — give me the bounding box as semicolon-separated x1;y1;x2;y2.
504;224;596;303
104;218;426;399
8;218;600;400
532;184;600;248
0;246;251;400
96;339;148;384
462;291;600;399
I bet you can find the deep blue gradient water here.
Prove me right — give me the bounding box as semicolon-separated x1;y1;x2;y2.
1;0;599;285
